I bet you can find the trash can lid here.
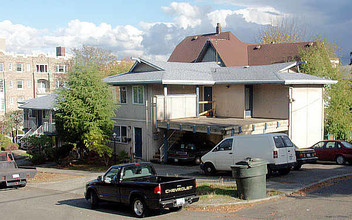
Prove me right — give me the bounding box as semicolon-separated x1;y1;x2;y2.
231;157;267;168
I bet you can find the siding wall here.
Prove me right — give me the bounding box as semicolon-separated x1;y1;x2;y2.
213;84;245;118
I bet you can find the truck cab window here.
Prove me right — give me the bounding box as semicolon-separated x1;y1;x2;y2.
104;168;120;183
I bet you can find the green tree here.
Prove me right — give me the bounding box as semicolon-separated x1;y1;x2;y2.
1;110;23;140
299;38;352;140
55;61;115;161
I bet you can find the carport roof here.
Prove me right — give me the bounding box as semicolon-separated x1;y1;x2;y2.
103;58;337;86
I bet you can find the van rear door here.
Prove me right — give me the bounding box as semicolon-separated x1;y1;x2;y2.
273;136;296;165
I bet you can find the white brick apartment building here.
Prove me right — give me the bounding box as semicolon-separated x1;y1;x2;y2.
0;38;69;116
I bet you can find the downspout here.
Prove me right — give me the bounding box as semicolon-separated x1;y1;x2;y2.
288;87;293;139
196;85;199;117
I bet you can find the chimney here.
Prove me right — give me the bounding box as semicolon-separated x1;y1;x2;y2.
0;38;6;52
56;46;65;56
216;23;221;34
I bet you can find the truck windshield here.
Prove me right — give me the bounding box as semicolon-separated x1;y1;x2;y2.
122;164;155;179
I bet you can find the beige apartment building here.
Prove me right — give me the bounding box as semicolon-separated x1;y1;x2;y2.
0;39;68;116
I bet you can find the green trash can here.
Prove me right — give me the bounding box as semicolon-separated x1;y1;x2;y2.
231;158;267;200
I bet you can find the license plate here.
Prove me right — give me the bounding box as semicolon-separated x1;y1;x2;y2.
176;198;185;206
307;154;311;157
12;174;20;178
174;159;178;162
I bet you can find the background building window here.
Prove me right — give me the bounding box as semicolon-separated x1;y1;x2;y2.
27;80;31;88
36;64;48;73
27;64;31;72
0;63;3;72
113;125;128;143
17;80;23;89
132;86;144;104
16;63;23;72
10;97;14;105
55;65;67;73
9;63;12;71
55;80;65;88
9;80;13;88
113;86;127;104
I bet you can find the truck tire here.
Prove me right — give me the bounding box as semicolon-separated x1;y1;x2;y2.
204;163;216;176
336;155;346;165
293;164;302;170
89;191;99;209
170;206;183;212
131;197;148;218
278;168;290;175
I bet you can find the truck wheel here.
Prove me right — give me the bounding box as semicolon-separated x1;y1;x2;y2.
336;155;346;165
293;164;302;170
204;163;216;176
89;191;99;209
170;206;183;212
132;197;148;218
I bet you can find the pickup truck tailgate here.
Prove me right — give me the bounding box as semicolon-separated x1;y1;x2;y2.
160;178;196;200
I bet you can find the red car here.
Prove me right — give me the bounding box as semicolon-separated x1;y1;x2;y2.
311;140;352;165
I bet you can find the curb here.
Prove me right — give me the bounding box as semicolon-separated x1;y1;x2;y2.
190;173;352;207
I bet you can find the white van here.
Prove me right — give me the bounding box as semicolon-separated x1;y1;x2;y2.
200;133;296;176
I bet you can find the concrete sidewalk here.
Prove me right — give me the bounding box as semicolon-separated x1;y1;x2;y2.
28;162;352;206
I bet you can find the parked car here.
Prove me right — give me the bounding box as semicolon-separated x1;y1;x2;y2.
200;133;296;176
310;140;352;165
85;162;199;218
168;140;215;165
293;147;318;170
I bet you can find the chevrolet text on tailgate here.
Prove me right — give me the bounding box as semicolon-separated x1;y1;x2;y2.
85;162;199;218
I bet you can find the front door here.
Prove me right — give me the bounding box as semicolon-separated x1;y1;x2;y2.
37;110;42;126
204;87;213;116
134;128;142;158
245;85;253;117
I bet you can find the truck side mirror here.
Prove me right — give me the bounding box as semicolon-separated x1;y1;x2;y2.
97;176;102;182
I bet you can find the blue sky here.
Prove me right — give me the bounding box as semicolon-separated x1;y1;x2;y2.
0;0;351;64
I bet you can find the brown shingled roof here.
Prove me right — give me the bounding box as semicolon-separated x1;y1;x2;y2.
247;42;315;66
168;30;315;67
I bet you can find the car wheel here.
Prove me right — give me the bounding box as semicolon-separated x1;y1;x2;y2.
336;155;346;165
194;156;201;165
266;166;273;178
132;197;148;218
204;163;216;176
89;191;99;209
293;164;302;170
170;206;183;212
278;168;290;175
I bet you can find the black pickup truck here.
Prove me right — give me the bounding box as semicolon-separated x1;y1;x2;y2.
0;151;36;187
85;162;199;218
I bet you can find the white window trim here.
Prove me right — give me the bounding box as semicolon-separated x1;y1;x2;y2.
132;86;144;105
16;63;24;72
17;80;24;90
114;125;129;144
9;63;12;71
55;64;67;73
36;64;48;73
9;80;13;88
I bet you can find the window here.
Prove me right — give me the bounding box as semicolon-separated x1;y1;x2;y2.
55;65;67;73
132;86;144;104
0;63;3;72
10;97;14;105
0;97;4;111
27;80;31;88
16;63;23;72
36;64;48;73
104;168;120;183
0;80;3;93
113;86;127;104
113;125;128;143
9;63;12;71
273;136;285;148
312;142;324;149
17;80;23;89
27;64;31;72
55;80;65;88
214;139;233;151
17;97;24;106
341;141;352;149
325;142;336;149
9;80;13;88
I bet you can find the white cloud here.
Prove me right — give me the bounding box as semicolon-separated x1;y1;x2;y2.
162;2;202;29
234;7;286;25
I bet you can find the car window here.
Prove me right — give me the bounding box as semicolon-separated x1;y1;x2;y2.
214;139;233;151
122;164;154;179
324;142;336;149
273;136;285;148
312;142;324;149
341;141;352;149
104;168;120;182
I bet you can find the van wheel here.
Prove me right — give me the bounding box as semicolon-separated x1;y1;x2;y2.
131;197;148;218
278;168;290;175
336;155;346;165
170;206;183;212
204;163;216;175
293;164;302;170
266;166;273;178
194;156;201;165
